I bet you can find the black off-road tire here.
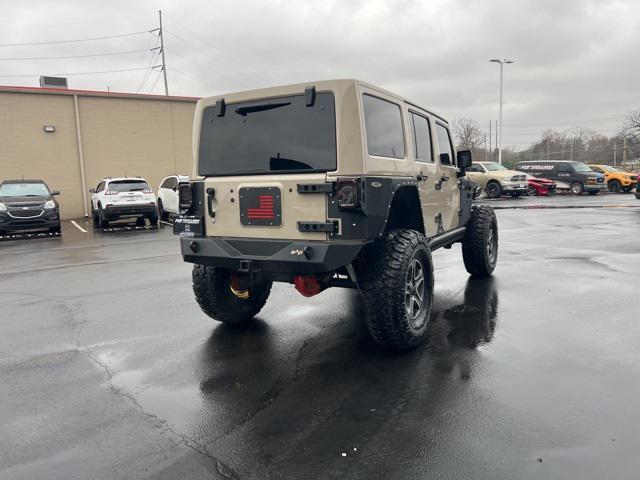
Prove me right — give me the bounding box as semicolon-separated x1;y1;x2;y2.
356;229;434;350
462;205;498;278
192;265;272;325
485;181;502;198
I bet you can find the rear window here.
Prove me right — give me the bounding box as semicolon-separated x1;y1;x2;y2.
107;180;150;192
198;93;336;176
363;94;405;159
571;162;592;172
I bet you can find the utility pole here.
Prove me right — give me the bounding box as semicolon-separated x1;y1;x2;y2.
547;139;550;160
570;141;574;161
484;134;488;161
623;136;628;165
613;141;617;165
488;121;492;161
158;10;169;96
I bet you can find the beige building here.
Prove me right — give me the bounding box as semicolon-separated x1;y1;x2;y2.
0;85;198;219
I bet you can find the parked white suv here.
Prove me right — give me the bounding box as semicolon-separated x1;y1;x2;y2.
89;177;158;228
157;175;189;220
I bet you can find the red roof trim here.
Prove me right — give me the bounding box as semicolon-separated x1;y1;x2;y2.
0;84;200;101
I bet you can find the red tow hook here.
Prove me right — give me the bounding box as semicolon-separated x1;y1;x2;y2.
294;275;324;297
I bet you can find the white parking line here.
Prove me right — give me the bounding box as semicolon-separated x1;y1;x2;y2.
160;220;173;226
70;220;88;233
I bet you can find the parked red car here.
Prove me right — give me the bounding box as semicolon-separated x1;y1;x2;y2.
526;175;556;196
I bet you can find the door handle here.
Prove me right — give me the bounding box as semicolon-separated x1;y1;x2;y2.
417;172;428;182
206;187;216;218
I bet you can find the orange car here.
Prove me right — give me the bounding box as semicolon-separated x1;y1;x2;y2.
588;164;638;193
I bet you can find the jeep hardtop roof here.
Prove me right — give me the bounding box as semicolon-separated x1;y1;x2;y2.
196;79;448;124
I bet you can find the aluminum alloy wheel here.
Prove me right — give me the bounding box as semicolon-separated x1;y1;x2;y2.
487;224;497;265
405;258;426;327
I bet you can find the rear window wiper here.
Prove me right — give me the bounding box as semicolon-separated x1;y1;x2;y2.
235;102;291;116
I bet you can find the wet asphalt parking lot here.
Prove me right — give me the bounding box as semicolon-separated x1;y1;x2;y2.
1;194;639;480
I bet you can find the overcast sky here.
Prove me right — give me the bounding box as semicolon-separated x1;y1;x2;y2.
1;0;638;149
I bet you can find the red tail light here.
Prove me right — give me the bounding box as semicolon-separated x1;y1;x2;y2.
143;189;152;194
105;190;118;195
336;178;360;209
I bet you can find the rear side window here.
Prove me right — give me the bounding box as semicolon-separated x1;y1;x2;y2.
107;180;150;192
435;123;454;166
362;94;405;159
410;112;433;162
161;178;173;189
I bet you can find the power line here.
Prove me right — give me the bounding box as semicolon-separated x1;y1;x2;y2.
136;37;162;93
0;66;151;78
163;27;261;87
149;70;163;93
0;48;150;61
0;12;155;28
0;30;153;47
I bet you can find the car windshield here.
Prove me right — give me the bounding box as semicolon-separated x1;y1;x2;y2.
0;182;50;197
483;162;508;171
198;92;337;176
571;162;593;172
108;180;150;192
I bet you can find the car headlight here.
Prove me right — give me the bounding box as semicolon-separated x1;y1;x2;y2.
44;200;56;209
0;202;6;212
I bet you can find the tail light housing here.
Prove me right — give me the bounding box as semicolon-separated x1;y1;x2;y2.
105;190;118;195
143;188;153;194
178;182;194;213
336;178;361;210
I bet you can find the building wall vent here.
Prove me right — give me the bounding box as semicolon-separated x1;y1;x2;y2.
39;76;68;89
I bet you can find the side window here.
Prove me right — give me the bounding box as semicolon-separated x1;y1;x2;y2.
410;112;433;163
160;178;170;189
435;123;454;166
96;182;105;192
170;177;178;189
468;164;483;172
362;94;405;159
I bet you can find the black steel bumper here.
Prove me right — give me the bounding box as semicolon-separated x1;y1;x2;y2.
180;237;365;274
0;210;60;231
104;204;157;219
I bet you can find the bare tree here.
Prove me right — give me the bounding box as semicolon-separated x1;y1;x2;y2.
624;109;640;141
452;118;485;150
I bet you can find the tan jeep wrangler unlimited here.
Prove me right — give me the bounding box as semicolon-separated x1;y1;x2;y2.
175;79;498;350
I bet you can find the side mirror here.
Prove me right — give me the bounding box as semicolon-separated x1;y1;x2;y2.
457;150;472;169
89;188;96;193
172;187;178;192
51;190;60;196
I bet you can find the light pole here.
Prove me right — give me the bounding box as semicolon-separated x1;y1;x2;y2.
489;58;514;164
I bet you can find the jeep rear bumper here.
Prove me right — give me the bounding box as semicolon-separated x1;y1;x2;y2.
180;237;365;274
